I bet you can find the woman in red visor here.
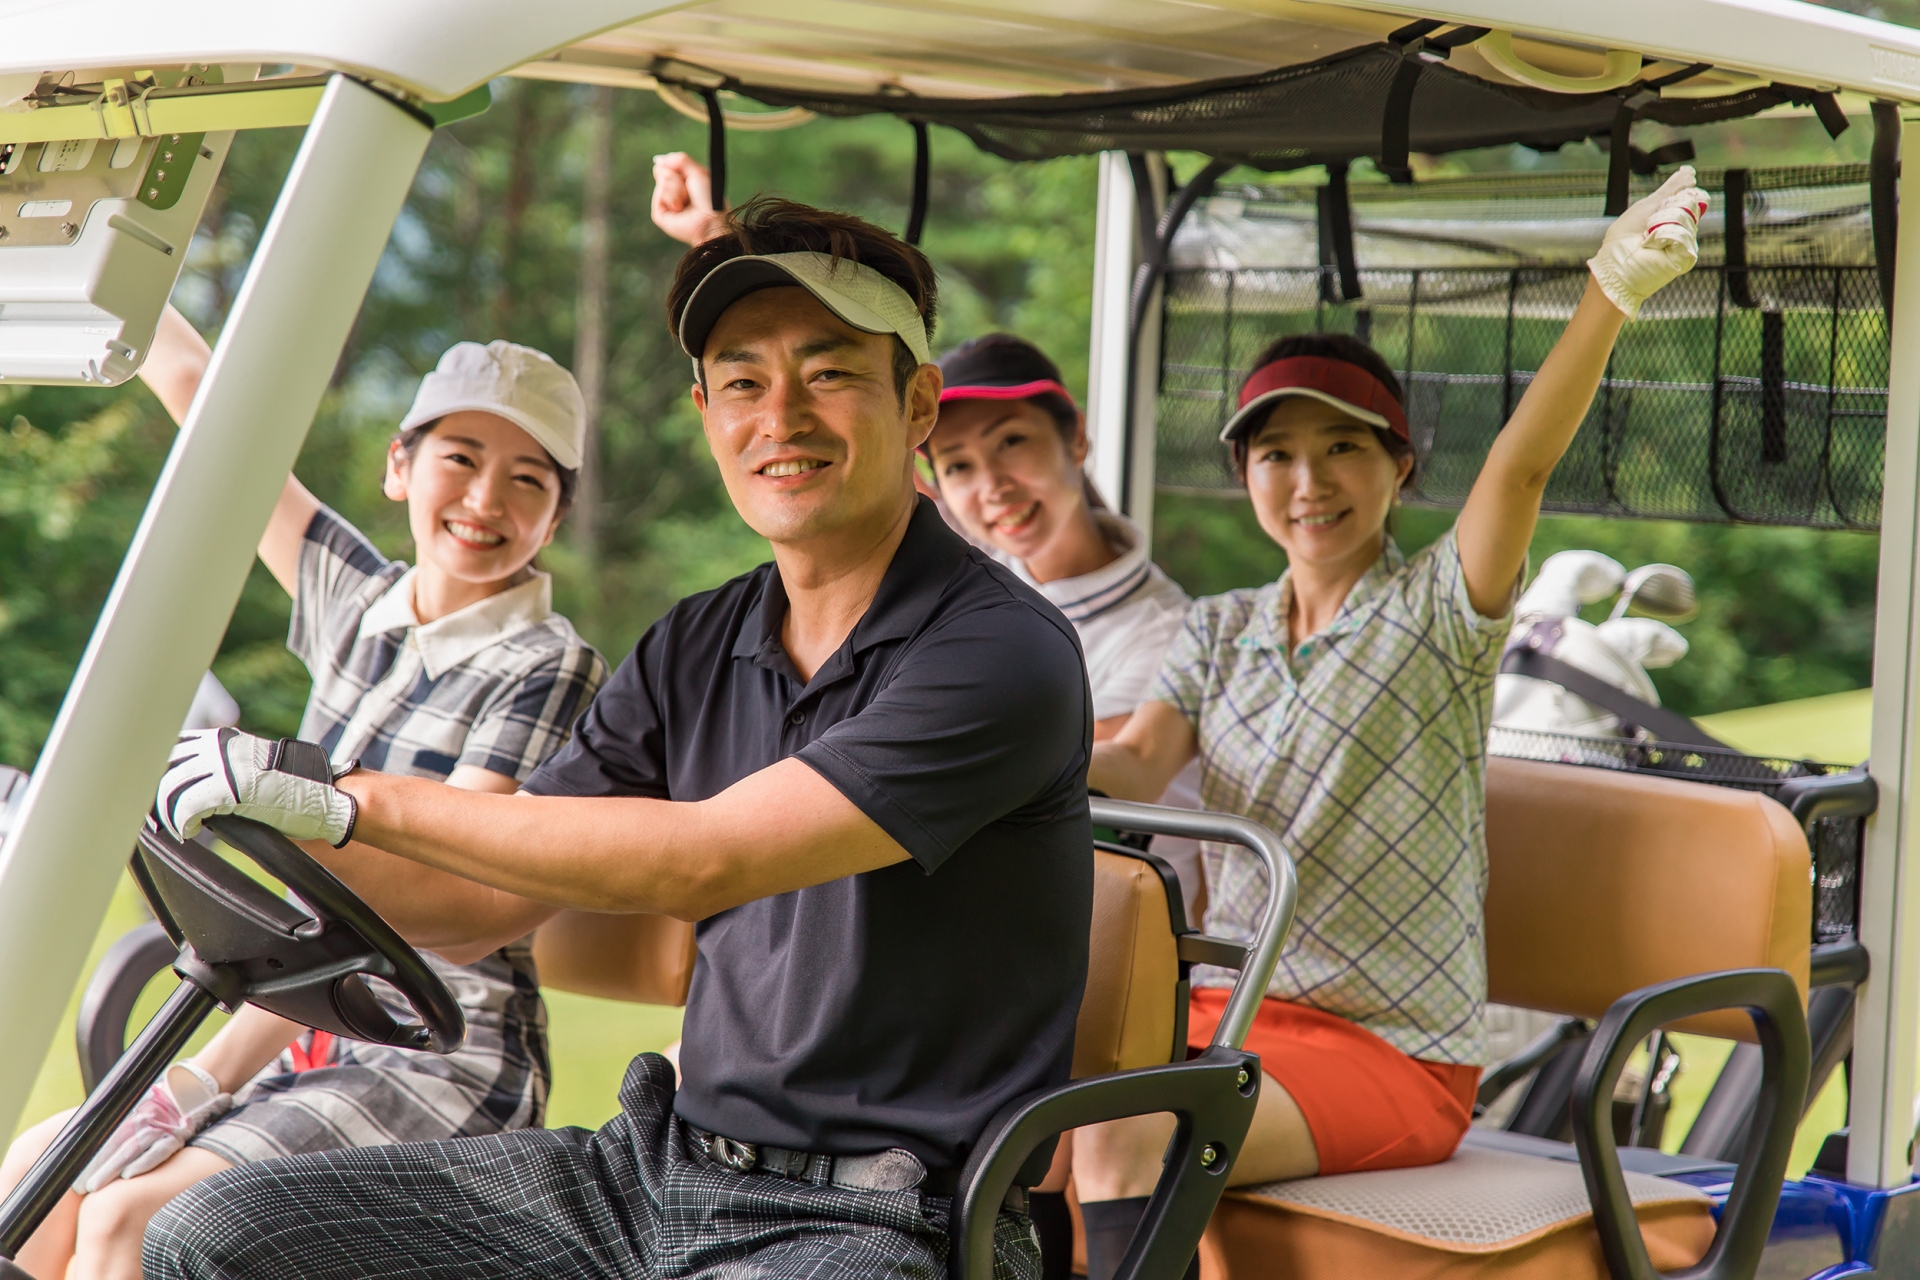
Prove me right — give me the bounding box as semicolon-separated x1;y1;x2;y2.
1074;170;1711;1280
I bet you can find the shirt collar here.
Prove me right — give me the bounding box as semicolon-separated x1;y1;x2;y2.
1015;512;1151;622
1243;538;1407;652
730;496;968;681
357;566;553;679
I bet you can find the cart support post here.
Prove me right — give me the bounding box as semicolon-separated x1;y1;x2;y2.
1857;119;1920;1189
0;75;431;1140
1087;151;1162;539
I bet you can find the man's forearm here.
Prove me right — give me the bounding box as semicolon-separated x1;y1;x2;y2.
301;835;557;958
337;757;908;921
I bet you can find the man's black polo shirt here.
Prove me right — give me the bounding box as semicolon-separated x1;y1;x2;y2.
523;497;1092;1171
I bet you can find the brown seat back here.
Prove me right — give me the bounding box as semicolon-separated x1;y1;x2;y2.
1484;755;1811;1041
1073;849;1183;1078
531;910;698;1006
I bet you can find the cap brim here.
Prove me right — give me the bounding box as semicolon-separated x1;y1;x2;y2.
1218;387;1392;443
396;400;582;470
680;258;899;362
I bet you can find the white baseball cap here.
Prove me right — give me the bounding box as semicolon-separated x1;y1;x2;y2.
397;340;586;470
677;251;931;369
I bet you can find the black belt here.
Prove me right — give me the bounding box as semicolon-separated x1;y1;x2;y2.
686;1126;1026;1212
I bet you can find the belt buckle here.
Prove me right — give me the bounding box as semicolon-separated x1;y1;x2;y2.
710;1134;759;1172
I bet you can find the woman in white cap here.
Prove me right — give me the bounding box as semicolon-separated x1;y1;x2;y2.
0;309;606;1280
1070;173;1710;1280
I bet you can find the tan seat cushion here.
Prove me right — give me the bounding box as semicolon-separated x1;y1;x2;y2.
1200;1148;1714;1280
531;910;697;1006
1485;755;1811;1040
1074;850;1182;1077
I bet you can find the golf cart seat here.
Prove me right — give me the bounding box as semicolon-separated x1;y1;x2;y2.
529;848;1193;1078
1200;755;1813;1280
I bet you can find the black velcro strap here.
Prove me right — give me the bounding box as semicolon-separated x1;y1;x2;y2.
1499;646;1726;749
1724;168;1757;309
268;738;335;784
702;87;727;212
1811;92;1851;141
1872;101;1901;322
1605;105;1634;217
1316;162;1361;303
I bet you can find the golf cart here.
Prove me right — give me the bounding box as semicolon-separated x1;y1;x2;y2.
2;2;1920;1278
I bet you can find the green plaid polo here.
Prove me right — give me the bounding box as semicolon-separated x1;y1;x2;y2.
1151;529;1511;1065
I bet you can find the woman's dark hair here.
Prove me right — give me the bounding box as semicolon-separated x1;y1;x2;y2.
933;333;1078;443
1229;332;1416;490
666;196;938;401
395;419;578;513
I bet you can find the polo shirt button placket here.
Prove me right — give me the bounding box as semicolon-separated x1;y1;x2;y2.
790;709;805;726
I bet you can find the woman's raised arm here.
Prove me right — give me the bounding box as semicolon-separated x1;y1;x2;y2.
139;305;319;594
1454;169;1707;617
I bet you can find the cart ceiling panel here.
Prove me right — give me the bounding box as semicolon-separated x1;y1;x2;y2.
0;0;1918;104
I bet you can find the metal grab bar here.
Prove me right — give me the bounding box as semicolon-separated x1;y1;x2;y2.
1089;798;1298;1052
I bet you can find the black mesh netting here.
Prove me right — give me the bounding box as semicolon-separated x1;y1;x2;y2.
687;43;1799;171
1490;728;1862;943
1158;167;1890;529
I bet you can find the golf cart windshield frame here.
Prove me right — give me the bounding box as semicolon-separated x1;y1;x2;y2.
2;0;1920;1196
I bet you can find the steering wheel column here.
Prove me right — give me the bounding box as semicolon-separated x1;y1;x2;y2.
0;814;465;1263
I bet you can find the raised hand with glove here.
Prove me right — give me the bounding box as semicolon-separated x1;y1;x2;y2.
71;1062;230;1193
1587;165;1711;319
156;728;357;847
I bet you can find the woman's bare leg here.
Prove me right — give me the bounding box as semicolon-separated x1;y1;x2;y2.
71;1148;232;1280
1072;1071;1316;1200
0;1111;82;1280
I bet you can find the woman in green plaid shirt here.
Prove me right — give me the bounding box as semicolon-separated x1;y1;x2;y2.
1071;172;1712;1279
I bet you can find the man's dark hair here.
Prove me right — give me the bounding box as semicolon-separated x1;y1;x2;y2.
666;197;938;402
1229;332;1415;489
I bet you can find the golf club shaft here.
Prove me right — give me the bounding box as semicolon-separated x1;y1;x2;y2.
0;980;217;1257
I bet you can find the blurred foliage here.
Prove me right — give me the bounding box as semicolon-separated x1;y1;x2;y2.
0;80;1899;770
0;81;1096;766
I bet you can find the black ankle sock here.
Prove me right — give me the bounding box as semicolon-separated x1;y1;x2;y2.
1026;1190;1072;1280
1079;1197;1148;1280
1078;1196;1199;1280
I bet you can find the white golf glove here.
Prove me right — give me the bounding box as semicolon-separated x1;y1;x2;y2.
156;728;357;847
73;1061;230;1193
1587;166;1711;319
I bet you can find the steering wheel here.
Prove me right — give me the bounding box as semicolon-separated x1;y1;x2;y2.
131;813;465;1054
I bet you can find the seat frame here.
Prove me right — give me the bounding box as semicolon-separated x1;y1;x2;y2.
949;798;1298;1280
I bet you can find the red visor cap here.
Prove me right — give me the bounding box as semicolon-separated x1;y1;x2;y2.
1218;356;1409;444
938;377;1076;406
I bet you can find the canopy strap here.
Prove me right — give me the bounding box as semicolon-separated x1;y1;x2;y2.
1724;168;1758;309
1873;101;1900;322
1606;104;1635;216
701;87;728;211
906;120;930;246
1317;161;1361;303
1379;22;1488;185
1811;92;1851;140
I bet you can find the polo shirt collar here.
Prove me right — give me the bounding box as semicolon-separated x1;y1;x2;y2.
1244;538;1406;653
1014;511;1149;623
356;567;552;679
730;497;967;682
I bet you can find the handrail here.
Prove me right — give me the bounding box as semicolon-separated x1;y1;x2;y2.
1089;798;1297;1051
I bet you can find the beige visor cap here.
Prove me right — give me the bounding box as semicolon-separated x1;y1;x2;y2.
678;251;932;369
398;340;586;470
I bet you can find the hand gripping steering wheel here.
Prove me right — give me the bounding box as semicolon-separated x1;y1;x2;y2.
0;813;465;1269
135;813;466;1052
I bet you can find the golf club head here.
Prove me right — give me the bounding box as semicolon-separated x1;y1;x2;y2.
1611;563;1697;623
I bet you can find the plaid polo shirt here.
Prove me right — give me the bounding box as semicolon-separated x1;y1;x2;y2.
1151;529;1511;1065
290;506;605;781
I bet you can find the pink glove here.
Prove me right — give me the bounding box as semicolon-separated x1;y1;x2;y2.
73;1061;230;1193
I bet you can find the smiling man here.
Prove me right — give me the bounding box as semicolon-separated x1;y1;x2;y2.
146;199;1093;1280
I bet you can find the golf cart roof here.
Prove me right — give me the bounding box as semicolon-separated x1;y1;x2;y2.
5;0;1920;108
